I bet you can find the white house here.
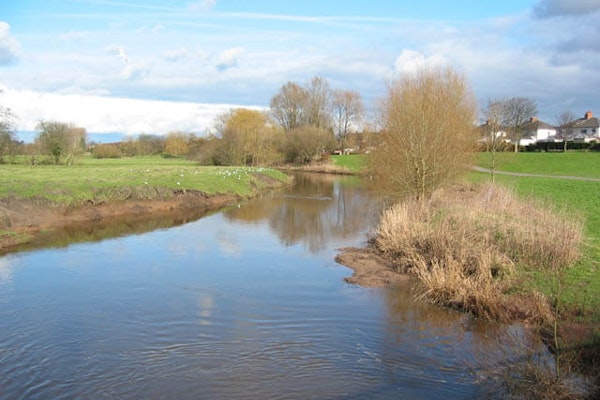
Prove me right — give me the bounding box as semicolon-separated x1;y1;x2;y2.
518;117;556;146
559;111;600;142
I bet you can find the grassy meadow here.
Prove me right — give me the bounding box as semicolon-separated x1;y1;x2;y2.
473;152;600;317
0;156;288;205
477;151;600;178
345;150;598;319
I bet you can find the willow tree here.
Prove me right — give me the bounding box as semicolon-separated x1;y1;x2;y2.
214;108;282;166
370;66;477;200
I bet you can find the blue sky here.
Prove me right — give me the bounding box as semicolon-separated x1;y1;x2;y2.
1;0;599;137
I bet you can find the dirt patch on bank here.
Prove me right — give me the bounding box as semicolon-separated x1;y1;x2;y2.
335;246;413;287
0;190;240;252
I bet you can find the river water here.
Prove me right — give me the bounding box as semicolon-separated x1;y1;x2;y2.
0;173;527;399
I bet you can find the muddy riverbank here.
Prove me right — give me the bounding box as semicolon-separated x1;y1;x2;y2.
0;190;243;253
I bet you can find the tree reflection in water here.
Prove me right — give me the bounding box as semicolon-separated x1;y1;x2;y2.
224;172;381;252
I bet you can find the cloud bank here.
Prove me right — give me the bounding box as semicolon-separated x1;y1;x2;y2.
1;87;264;136
0;0;599;126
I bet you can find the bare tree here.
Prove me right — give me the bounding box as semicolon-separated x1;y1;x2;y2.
555;110;576;152
483;99;508;183
369;66;477;200
270;76;336;162
270;76;334;132
269;82;308;131
502;97;537;152
305;76;332;130
332;89;363;153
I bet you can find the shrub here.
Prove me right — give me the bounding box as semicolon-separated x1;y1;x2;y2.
92;143;122;158
374;183;584;322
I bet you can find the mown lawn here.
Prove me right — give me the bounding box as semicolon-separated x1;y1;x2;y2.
0;156;288;204
473;152;600;317
477;151;600;178
330;154;367;172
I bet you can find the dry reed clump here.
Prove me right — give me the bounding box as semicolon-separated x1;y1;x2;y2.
374;183;584;322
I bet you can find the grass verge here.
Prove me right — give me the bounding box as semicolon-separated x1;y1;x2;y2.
0;156;289;252
0;156;289;205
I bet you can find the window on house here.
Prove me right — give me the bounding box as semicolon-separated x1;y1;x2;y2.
581;129;587;134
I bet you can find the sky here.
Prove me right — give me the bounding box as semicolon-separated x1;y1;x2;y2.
0;0;599;139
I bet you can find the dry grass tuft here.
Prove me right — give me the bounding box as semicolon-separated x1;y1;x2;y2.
374;183;584;322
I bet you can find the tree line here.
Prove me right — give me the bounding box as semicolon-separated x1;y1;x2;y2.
1;68;579;201
0;77;369;165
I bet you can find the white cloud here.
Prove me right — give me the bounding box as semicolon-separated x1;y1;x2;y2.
393;49;448;76
0;22;20;65
215;47;244;71
0;86;265;135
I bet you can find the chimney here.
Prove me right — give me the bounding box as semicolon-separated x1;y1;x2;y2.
530;116;538;122
585;111;593;120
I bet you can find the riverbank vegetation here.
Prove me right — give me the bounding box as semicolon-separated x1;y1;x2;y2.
0;155;287;201
0;156;288;251
374;182;583;322
369;67;477;200
360;66;599;397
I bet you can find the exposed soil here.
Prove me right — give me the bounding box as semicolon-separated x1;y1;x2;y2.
0;190;240;252
335;246;413;287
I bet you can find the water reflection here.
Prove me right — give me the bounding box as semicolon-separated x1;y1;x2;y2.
0;172;533;399
225;173;380;252
1;206;219;256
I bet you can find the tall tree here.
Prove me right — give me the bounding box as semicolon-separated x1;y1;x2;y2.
269;82;308;132
369;66;477;200
555;110;576;152
269;76;334;132
502;97;537;152
332;89;363;152
305;76;332;130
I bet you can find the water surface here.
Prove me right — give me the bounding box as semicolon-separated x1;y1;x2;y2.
1;173;515;399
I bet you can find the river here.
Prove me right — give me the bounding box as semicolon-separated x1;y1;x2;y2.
0;173;530;399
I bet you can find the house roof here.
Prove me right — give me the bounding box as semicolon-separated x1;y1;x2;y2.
562;111;600;130
521;119;555;131
569;118;600;129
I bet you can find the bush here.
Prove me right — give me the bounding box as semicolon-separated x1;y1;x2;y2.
369;66;477;200
374;183;583;322
92;143;122;158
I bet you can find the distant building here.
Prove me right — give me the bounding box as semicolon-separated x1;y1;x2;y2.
559;111;600;142
518;117;556;146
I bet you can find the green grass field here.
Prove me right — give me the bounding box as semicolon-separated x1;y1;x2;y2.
474;152;600;317
0;156;288;204
330;154;367;172
477;151;600;178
